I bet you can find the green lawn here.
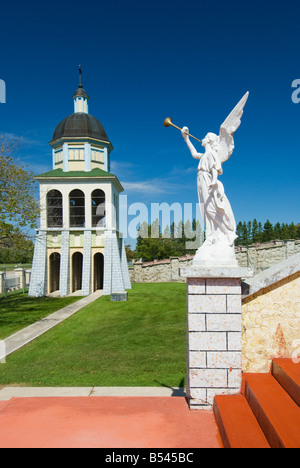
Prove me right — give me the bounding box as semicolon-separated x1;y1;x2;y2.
0;283;187;388
0;290;82;339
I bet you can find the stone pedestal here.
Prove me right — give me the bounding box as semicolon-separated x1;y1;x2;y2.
180;266;253;410
111;292;128;302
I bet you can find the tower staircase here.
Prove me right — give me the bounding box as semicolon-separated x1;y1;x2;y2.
213;358;300;448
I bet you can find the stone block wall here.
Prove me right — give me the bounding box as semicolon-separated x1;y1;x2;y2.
130;240;300;283
187;277;243;409
236;239;300;272
241;253;300;373
180;266;252;410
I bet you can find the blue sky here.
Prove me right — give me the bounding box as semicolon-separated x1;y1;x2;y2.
0;0;299;244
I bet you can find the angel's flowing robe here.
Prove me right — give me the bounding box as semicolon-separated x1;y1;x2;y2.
195;149;237;246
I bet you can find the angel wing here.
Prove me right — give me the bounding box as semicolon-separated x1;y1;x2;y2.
218;91;249;164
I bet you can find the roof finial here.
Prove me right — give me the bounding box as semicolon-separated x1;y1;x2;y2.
78;65;83;88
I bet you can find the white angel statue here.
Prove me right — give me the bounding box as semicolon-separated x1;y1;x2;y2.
181;92;249;266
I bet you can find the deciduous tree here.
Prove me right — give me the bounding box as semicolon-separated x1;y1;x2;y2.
0;137;39;250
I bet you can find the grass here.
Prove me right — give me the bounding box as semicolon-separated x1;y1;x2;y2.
0;283;187;388
0;264;32;270
0;290;82;339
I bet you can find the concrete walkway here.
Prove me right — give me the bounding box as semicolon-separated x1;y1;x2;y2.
1;290;103;358
0;386;186;400
0;395;222;448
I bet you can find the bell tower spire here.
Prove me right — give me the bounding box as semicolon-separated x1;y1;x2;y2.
79;64;83;88
73;65;89;113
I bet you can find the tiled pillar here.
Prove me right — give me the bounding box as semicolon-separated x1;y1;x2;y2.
103;231;126;295
28;230;47;297
103;232;111;295
180;267;252;410
59;231;70;296
119;234;132;291
82;230;92;296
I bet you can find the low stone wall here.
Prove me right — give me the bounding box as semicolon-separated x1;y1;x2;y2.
130;239;300;283
241;252;300;373
236;239;300;272
130;256;193;283
242;271;300;373
0;269;31;294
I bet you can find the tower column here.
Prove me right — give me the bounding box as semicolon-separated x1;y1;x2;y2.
82;230;92;296
103;147;108;172
28;230;47;297
63;143;69;172
84;143;91;172
63;189;69;228
59;231;70;296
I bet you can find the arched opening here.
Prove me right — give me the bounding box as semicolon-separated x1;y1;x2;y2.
91;189;105;227
69;189;85;227
47;190;63;228
72;252;83;292
94;253;104;291
49;252;61;293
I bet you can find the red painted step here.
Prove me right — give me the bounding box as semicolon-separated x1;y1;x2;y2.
213;394;270;448
272;358;300;406
245;373;300;448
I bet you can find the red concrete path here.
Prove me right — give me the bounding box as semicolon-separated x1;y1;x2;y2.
0;396;222;448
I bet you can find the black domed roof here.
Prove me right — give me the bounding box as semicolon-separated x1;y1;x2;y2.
51;113;110;143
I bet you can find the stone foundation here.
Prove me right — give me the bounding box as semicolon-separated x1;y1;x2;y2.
180;266;253;410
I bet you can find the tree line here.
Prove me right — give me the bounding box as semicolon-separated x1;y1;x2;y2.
236;219;300;246
133;219;203;262
129;218;300;262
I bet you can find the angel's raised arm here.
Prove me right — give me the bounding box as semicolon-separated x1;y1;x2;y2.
181;127;203;160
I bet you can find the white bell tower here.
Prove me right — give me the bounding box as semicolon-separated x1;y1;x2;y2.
29;68;131;299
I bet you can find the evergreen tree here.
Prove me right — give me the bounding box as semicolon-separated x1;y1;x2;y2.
288;222;297;239
170;221;175;239
184;220;193;240
281;223;289;239
162;225;170;239
273;222;282;240
236;221;243;245
247;221;252;243
242;221;249;245
251;218;259;243
257;222;263;242
151;218;161;239
262;220;273;242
